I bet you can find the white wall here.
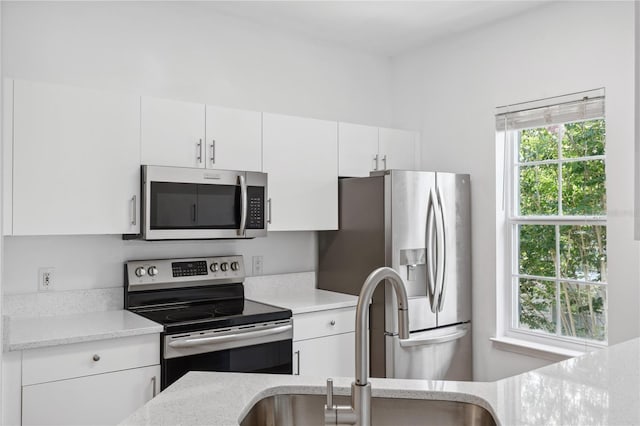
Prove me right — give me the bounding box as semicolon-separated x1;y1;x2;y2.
391;1;638;380
0;1;393;295
3;234;316;294
2;1;391;126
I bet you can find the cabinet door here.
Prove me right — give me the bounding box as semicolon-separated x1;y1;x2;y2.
293;333;355;377
262;113;338;231
205;105;262;172
12;80;140;235
338;122;379;177
22;365;160;426
378;128;420;171
141;96;205;168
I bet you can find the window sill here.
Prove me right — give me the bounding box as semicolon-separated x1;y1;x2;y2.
490;336;587;362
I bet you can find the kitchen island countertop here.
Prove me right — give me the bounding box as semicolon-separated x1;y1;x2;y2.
121;336;640;425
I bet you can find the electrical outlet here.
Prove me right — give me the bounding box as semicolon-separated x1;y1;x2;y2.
38;267;55;291
252;256;263;276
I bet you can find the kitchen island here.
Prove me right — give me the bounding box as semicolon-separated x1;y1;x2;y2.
121;336;640;425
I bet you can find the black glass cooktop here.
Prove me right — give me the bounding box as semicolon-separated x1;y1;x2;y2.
133;298;291;334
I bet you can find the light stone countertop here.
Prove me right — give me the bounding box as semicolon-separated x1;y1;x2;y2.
121;337;640;426
244;272;358;314
4;310;163;351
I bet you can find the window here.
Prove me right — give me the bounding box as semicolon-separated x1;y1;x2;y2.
498;90;607;348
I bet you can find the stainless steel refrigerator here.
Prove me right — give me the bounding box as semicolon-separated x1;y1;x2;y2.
318;170;472;381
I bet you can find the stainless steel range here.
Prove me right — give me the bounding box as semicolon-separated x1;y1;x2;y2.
124;255;293;390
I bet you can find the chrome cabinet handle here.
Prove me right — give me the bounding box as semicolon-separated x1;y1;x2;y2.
373;154;379;171
210;140;216;165
151;376;157;398
294;350;300;375
130;195;137;226
267;198;272;224
92;354;100;362
238;175;247;236
382;154;387;169
196;139;203;163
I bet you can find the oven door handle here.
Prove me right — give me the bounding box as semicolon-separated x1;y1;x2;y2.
168;324;292;349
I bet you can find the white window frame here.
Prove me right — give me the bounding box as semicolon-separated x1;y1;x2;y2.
500;100;607;353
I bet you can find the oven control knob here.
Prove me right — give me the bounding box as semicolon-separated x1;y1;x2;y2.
148;266;158;277
231;261;240;271
210;263;219;273
134;267;146;278
220;262;229;272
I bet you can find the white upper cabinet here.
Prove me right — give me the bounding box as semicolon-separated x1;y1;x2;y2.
141;96;206;168
338;122;379;177
141;97;262;171
263;113;338;231
11;80;140;235
378;127;420;170
338;123;420;177
205;105;262;172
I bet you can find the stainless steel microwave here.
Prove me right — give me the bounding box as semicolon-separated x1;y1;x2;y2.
140;165;267;240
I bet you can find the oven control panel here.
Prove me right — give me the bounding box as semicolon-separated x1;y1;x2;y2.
172;260;208;277
126;255;245;291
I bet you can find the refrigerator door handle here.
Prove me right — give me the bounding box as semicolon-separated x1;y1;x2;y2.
435;186;447;312
399;324;469;348
426;189;438;313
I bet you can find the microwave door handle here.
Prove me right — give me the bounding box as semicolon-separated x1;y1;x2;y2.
238;175;248;236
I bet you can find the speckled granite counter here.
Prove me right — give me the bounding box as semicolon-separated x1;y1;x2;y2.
121;337;640;425
244;272;358;314
5;310;163;351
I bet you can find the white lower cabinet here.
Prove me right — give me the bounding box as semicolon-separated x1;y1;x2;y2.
293;332;355;377
292;307;356;377
22;365;159;426
19;334;160;426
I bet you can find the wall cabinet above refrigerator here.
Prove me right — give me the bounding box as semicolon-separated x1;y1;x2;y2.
338;122;420;177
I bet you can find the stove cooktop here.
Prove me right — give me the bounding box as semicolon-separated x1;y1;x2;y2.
132;298;292;334
125;255;292;334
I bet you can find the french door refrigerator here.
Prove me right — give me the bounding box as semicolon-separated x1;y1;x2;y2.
318;170;472;380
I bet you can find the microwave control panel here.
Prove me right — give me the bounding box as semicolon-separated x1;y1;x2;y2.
247;186;265;229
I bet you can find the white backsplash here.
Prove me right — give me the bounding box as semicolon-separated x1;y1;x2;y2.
3;233;317;295
244;271;316;297
3;287;122;318
4;272;317;318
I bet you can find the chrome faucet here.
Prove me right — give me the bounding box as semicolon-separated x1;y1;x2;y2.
324;267;410;426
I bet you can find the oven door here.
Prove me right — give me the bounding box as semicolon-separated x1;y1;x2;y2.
161;320;293;389
142;165;267;240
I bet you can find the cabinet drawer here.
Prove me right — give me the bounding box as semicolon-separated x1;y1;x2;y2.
23;334;159;386
293;307;355;341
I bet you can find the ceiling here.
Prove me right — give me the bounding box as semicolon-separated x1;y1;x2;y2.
207;1;549;57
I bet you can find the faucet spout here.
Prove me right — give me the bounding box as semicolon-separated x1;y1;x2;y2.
356;267;409;386
324;267;410;426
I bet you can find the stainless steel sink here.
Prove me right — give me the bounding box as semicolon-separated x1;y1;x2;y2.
240;394;497;426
